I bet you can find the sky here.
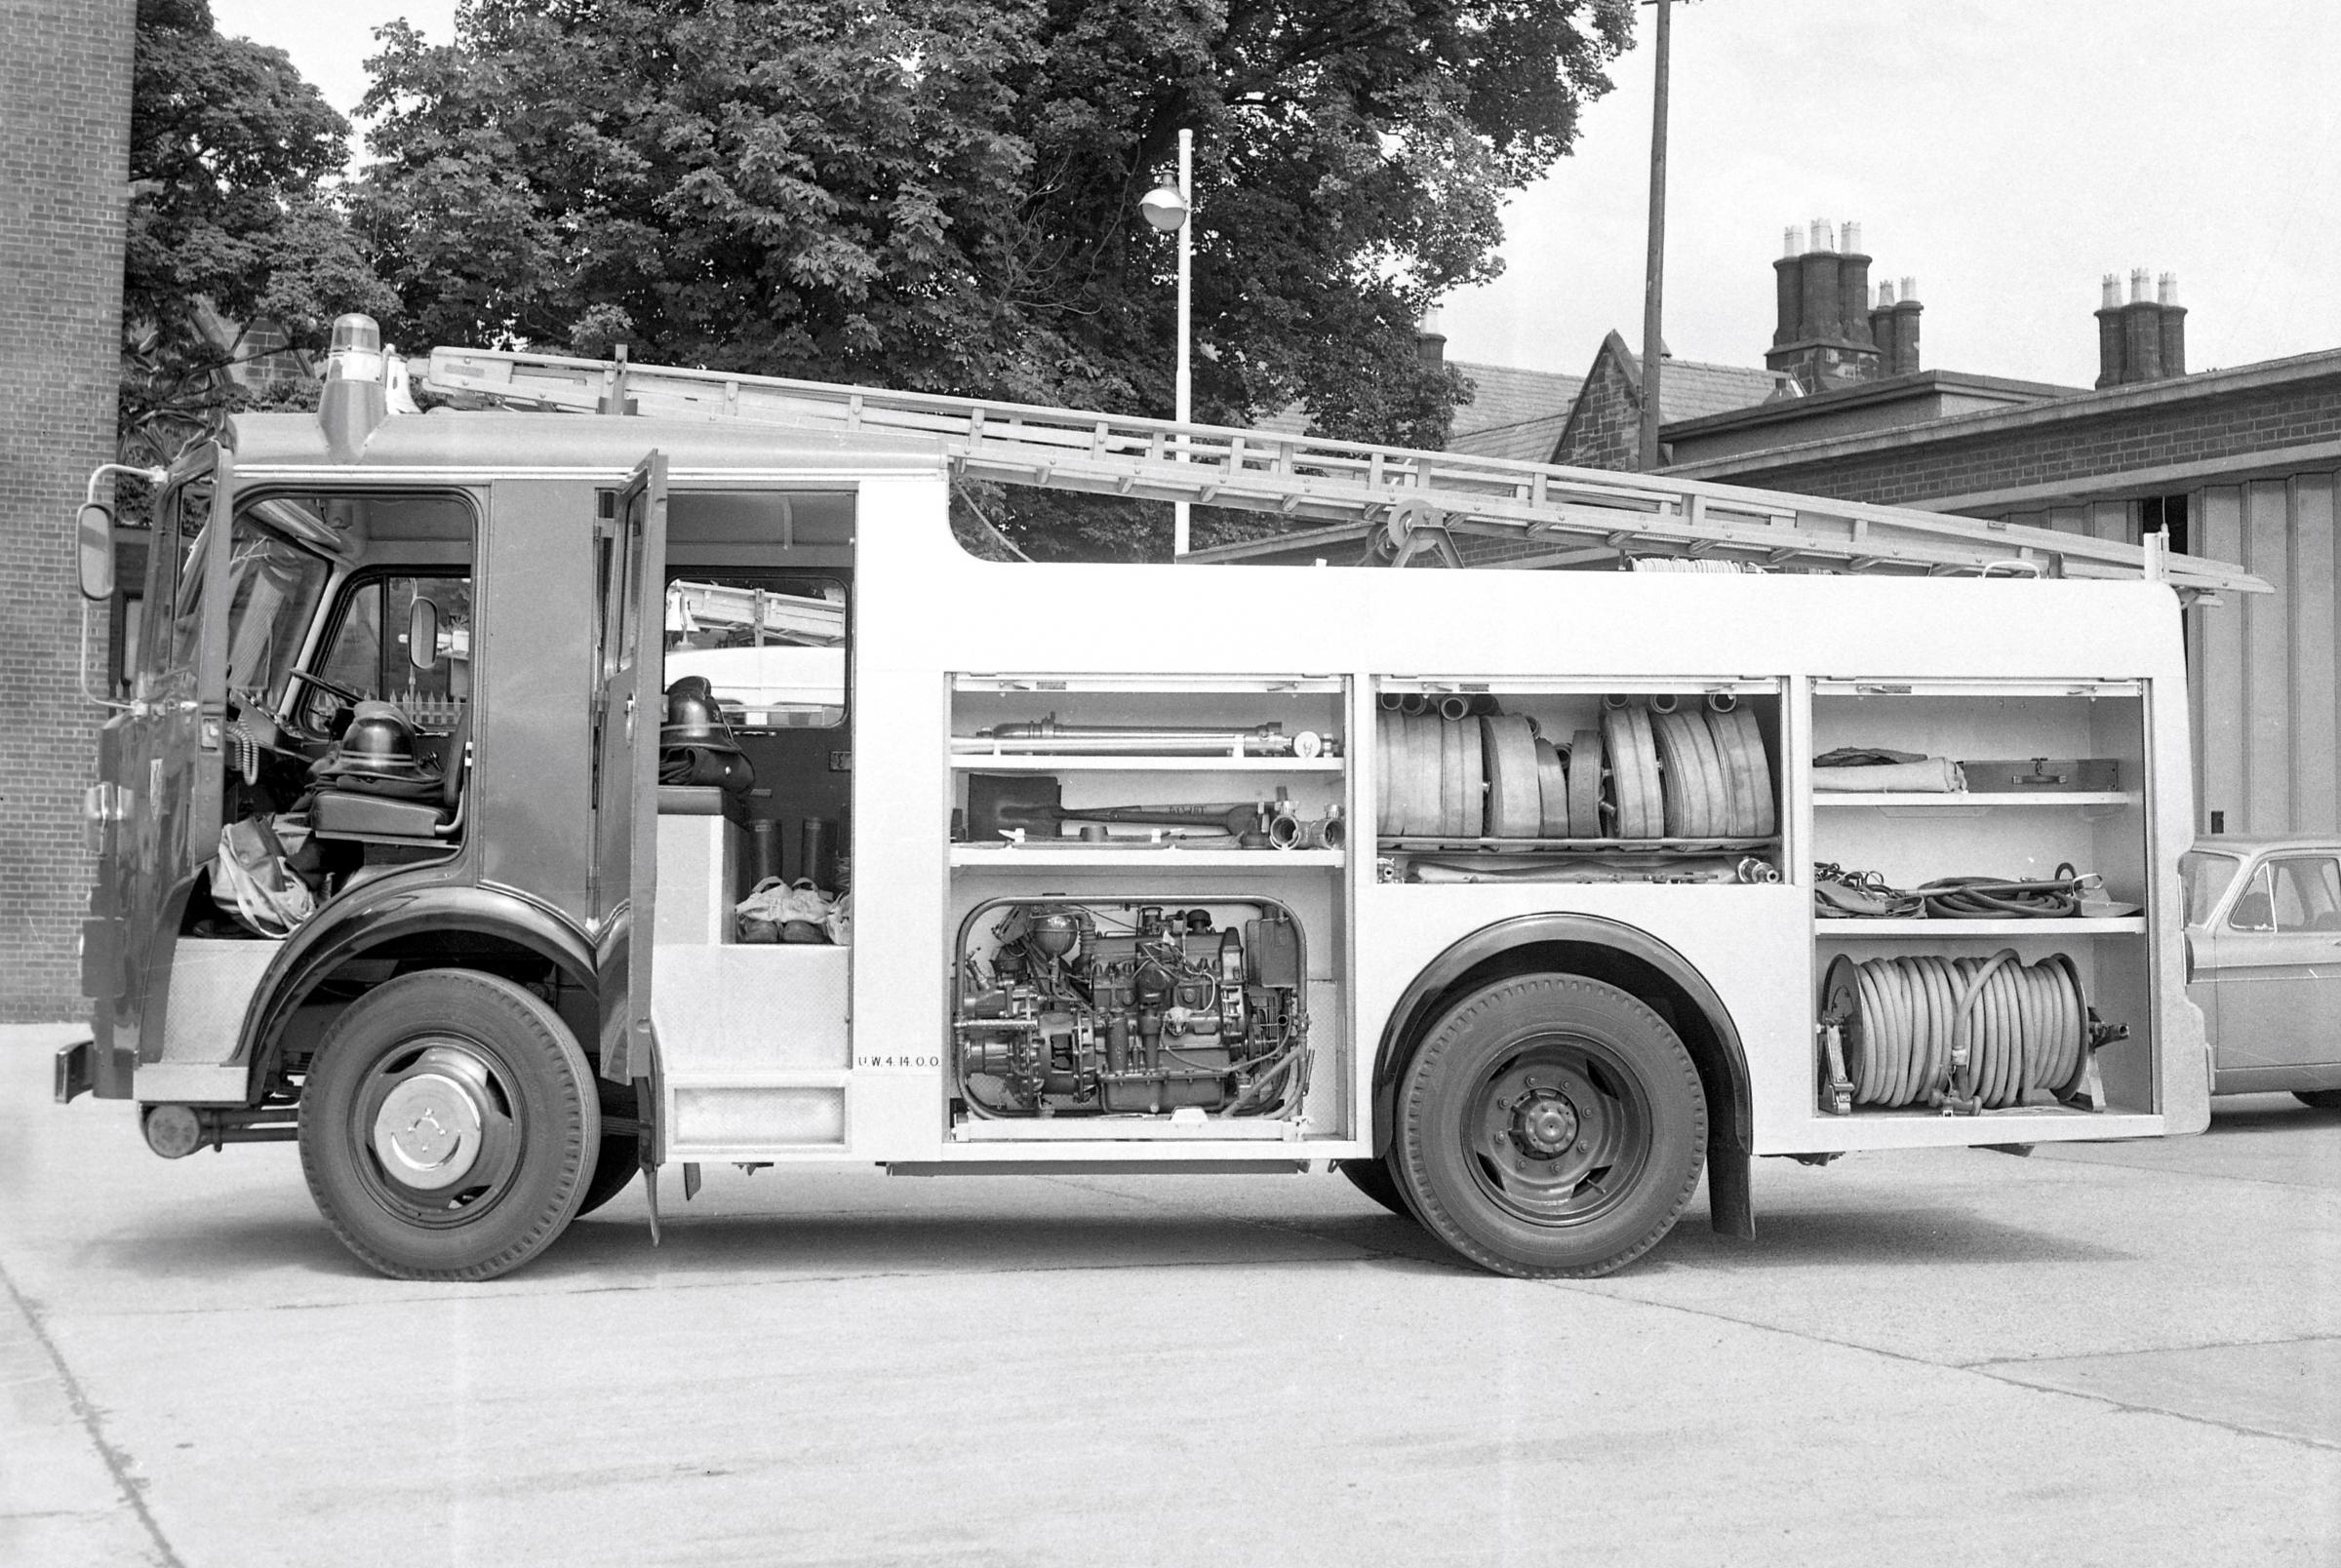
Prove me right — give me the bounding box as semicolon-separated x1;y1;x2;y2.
213;0;2341;390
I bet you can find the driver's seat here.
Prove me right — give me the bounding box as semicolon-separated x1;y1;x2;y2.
312;703;469;844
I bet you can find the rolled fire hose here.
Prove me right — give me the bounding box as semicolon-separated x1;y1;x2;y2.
1373;699;1775;844
1820;950;2094;1112
1481;714;1540;838
1535;737;1569;837
1567;728;1604;837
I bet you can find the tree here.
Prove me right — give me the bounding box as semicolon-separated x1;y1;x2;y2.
357;0;1633;557
121;0;394;474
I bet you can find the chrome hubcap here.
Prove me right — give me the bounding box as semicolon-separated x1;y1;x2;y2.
372;1056;491;1190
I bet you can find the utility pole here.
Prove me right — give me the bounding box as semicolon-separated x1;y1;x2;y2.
1638;0;1673;472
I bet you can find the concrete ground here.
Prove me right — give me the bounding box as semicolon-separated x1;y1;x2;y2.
3;1022;2335;1568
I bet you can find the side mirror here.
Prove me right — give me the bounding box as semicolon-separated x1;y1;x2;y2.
407;596;440;671
76;502;115;601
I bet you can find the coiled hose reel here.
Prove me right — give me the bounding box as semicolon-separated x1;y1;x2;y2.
1817;949;2128;1117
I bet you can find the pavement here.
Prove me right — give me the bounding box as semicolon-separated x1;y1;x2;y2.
3;1020;2335;1567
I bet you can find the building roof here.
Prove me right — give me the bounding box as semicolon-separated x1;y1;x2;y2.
1249;359;1582;459
1660;345;2341;503
1649;358;1780;424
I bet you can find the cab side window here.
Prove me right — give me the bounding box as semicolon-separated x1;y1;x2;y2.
308;573;474;732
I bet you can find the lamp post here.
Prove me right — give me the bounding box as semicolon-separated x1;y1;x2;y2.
1140;128;1194;557
1637;0;1674;472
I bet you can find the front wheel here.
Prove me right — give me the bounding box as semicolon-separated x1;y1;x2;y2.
299;969;599;1280
1395;974;1706;1278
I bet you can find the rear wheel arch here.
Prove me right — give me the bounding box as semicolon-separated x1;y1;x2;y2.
241;885;598;1102
1370;916;1754;1226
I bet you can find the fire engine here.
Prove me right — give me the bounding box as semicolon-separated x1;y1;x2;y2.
59;315;2266;1281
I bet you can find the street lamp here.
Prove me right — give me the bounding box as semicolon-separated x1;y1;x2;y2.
1140;128;1194;558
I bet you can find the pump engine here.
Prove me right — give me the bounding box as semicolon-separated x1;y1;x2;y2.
954;900;1308;1117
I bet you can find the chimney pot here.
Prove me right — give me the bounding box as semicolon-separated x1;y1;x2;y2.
1899;276;1917;304
2129;266;2152;304
2101;273;2122;309
1877;281;1895;307
2159;270;2178;305
1842;219;1862;255
1809;217;1833;253
1782;225;1803;257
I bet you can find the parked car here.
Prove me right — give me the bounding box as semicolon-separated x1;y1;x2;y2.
2184;840;2341;1108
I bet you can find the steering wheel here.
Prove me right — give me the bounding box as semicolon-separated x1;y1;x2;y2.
284;668;364;738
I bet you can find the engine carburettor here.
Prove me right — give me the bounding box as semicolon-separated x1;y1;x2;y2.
954;900;1308;1118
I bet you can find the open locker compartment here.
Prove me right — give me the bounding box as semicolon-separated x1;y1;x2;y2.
1807;679;2159;1133
948;674;1348;861
1372;677;1786;884
940;674;1354;1149
941;870;1349;1143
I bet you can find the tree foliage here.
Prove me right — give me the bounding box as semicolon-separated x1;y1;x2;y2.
122;0;393;471
356;0;1631;557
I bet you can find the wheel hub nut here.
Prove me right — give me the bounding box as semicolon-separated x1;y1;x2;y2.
1514;1093;1579;1157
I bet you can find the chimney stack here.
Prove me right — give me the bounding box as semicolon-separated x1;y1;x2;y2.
1414;306;1447;368
2095;266;2186;387
1768;216;1888;391
1836;218;1874;352
1886;277;1922;376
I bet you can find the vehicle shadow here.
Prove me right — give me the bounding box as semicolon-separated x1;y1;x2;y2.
77;1177;2133;1290
1647;1202;2134;1270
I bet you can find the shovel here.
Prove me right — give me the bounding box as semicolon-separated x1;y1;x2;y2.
965;773;1258;843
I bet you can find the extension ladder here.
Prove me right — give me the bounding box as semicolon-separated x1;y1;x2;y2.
420;346;2267;599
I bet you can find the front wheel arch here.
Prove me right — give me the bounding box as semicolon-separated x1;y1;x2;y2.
240;885;598;1102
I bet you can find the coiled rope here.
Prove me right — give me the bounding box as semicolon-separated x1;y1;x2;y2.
1819;950;2097;1113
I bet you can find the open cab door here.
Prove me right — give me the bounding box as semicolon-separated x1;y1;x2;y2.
88;451;234;1090
595;453;669;1097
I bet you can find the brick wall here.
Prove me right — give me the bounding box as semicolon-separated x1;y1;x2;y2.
1693;370;2341;508
1554;344;1643;471
1;4;136;1020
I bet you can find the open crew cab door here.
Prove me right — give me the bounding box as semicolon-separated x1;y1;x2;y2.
595;452;669;1087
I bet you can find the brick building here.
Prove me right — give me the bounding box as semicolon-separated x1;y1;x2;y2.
1204;225;2341;840
1;3;137;1019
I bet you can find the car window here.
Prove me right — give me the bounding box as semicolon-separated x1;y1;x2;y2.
2180;850;2242;925
2267;857;2341;933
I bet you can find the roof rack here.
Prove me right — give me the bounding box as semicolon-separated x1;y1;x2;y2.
421;346;2267;599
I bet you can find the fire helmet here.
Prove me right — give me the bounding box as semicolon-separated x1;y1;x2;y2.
321;701;435;781
659;676;740;755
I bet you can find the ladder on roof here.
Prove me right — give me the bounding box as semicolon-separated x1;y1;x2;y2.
421;346;2268;599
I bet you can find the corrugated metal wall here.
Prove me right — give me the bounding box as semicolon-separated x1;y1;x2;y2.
1997;475;2340;838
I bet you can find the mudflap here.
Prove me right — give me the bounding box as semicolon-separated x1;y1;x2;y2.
1707;1135;1755;1239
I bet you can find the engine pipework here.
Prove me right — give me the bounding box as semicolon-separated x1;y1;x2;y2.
952;898;1309;1119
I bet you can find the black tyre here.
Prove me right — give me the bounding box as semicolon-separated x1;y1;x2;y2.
1336;1155;1417;1221
2295;1089;2341;1111
574;1081;643;1219
1395;973;1706;1278
299;969;599;1280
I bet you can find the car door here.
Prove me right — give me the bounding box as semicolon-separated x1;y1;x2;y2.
88;453;233;1079
2198;853;2341;1078
593;453;668;1085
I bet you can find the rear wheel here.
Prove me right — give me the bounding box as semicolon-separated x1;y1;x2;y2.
2295;1089;2341;1111
299;969;598;1280
1396;973;1705;1278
